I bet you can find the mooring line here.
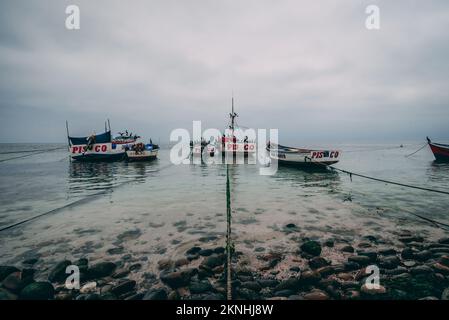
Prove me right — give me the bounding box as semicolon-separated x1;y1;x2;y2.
303;157;449;229
0;147;65;163
405;143;428;158
226;164;232;300
0;161;178;232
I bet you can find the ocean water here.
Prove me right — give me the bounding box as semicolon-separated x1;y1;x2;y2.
0;142;448;282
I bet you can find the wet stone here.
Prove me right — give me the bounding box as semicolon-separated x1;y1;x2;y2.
186;247;202;255
198;249;214;257
379;248;397;256
401;248;415;260
48;260;72;283
379;256;400;269
143;288;168;300
111;280;136;296
309;257;329;270
189;280;213;294
348;255;371;266
344;261;361;271
300;241;322;257
0;266;20;282
19;282;55;300
410;265;433;275
341;245;355;253
414;250;432;262
88;262;117;278
303;289;329;300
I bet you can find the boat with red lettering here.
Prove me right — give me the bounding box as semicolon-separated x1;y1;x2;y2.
67;122;126;162
427;137;449;162
267;142;341;167
217;97;256;157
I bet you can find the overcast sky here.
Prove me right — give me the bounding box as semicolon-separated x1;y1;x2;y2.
0;0;448;144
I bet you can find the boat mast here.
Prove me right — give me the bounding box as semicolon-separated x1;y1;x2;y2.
230;95;237;134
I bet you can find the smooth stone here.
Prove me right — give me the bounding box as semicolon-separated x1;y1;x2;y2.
0;266;20;282
324;239;334;247
112;268;130;278
401;248;415;260
303;289;329;300
143;288;168;300
202;254;225;268
175;258;190;268
190;280;213;294
309;257;329;270
186;246;202;255
48;260;72;283
410;265;433;275
125;292;145;300
160;269;196;288
274;277;302;292
419;296;439;300
300;271;322;285
379;256;400;269
439;255;449;267
198;249;214;257
358;242;372;248
414;250;432;262
316;266;335;277
213;247;226;254
274;289;294;297
289;266;301;272
356;251;378;262
399;236;424;243
19;282;55;300
258;279;279;288
379;248;397;256
402;260;416;267
441;288;449;300
107;247;124;255
2;272;27;293
241;281;262;292
129;263;142;272
111;280;136;296
80;282;97;294
344;261;361;271
77;258;88;266
438;238;449;245
341;246;355;253
432;263;449;275
384;266;408;275
157;259;174;271
300;241;322;256
22;258;38;265
348;255;371;266
88;262;117;278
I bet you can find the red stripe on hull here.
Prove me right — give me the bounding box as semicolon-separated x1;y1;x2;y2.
429;143;449;162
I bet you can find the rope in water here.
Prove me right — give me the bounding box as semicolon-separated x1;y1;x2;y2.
0;160;178;232
405;143;428;158
304;157;449;195
226;164;232;300
303;157;449;228
0;147;65;163
0;147;66;155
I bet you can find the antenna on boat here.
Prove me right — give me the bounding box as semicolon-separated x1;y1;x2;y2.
107;119;111;132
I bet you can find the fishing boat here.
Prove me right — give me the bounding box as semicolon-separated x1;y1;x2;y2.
124;141;159;161
217;97;256;157
267;142;341;167
427;137;449;162
67;121;126;162
113;132;159;161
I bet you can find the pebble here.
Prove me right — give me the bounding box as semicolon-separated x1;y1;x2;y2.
410;265;433;275
143;288;168;300
111;280;136;296
88;262;117;278
80;282;97;294
401;248;415;260
341;245;355;253
402;260;416;267
303;289;329;300
441;288;449;300
309;257;329;270
48;260;72;283
414;250;432;262
160;269;196;288
19;282;55;300
348;255;371;266
300;240;322;256
0;266;20;282
378;256;400;269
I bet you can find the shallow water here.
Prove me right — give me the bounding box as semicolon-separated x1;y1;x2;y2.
0;142;448;283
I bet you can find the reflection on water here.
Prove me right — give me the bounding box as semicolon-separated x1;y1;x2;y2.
272;166;341;192
68;160;159;196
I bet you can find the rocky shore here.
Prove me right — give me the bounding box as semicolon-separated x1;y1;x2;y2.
1;229;449;300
